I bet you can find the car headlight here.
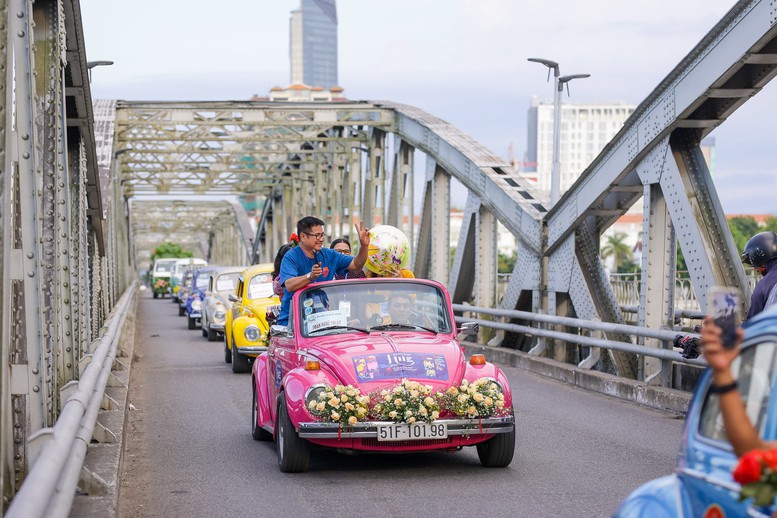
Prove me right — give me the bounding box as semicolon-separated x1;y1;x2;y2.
244;325;261;342
305;384;328;410
192;299;202;310
214;310;226;323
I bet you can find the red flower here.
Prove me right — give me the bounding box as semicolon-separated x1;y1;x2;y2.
289;233;299;246
761;449;777;470
733;450;764;485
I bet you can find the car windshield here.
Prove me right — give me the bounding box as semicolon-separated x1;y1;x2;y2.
154;261;175;273
215;273;240;294
247;273;274;300
699;340;777;441
195;274;210;289
298;280;452;337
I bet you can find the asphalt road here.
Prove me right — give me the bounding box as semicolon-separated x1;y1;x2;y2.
118;290;685;518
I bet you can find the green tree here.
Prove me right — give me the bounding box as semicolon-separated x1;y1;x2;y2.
601;233;634;273
498;250;517;273
763;216;777;233
150;242;192;263
728;216;760;253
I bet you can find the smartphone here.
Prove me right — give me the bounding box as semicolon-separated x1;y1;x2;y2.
708;286;741;349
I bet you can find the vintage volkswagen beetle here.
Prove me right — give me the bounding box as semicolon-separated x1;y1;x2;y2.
614;306;777;518
202;266;244;342
184;267;219;330
151;258;178;299
224;263;280;373
170;258;207;302
250;278;516;473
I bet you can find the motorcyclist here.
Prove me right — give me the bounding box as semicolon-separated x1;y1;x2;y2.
741;230;777;319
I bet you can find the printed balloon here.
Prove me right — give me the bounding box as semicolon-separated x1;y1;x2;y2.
365;225;410;275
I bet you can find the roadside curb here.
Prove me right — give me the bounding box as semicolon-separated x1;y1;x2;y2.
461;342;692;415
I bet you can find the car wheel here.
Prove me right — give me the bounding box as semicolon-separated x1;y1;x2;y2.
178;306;185;317
208;327;219;342
252;382;272;441
188;316;196;330
224;336;232;363
276;393;309;472
201;326;208;337
232;338;250;373
476;424;516;468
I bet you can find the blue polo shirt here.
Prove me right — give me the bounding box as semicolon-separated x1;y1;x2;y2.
277;247;353;325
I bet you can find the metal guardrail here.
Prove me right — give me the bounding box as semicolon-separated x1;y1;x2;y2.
452;303;706;367
6;284;136;518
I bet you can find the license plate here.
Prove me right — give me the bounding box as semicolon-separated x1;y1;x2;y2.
377;422;448;442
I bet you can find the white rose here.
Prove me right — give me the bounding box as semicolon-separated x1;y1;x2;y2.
473;393;484;403
406;417;416;424
331;411;340;421
348;416;358;425
424;397;435;407
431;411;440;420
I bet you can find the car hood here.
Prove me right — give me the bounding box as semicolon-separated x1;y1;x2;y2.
303;333;465;390
211;292;234;310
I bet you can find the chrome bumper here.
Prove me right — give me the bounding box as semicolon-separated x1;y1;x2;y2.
235;345;268;354
209;322;225;331
298;416;514;439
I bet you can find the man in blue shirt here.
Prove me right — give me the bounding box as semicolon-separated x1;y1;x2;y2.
277;216;370;325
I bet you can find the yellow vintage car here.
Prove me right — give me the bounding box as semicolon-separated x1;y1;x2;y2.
224;263;280;373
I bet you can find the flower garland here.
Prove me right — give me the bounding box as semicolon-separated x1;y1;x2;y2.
442;378;506;419
308;384;370;426
372;379;442;424
733;449;777;506
289;233;300;247
306;378;508;426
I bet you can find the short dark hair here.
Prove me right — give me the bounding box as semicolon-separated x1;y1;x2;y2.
272;243;293;279
388;292;412;305
297;216;325;236
330;237;351;250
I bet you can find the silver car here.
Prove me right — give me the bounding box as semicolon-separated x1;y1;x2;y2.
201;266;244;341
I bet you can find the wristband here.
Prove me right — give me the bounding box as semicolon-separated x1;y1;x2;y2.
709;381;738;394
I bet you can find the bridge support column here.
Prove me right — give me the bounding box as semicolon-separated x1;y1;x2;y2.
639;184;676;386
362;129;385;227
387;138;414;246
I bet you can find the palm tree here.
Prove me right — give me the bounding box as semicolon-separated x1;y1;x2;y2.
601;233;633;272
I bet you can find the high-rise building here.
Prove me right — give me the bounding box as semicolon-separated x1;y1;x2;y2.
523;96;635;199
289;0;338;89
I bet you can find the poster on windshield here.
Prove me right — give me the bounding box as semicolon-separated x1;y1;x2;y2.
353;352;448;381
305;310;348;334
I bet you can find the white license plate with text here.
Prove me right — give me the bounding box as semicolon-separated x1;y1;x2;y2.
377;422;448;442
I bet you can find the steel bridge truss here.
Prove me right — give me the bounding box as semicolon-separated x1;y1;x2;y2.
0;0;129;508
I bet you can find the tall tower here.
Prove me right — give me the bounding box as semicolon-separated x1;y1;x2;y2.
289;0;338;88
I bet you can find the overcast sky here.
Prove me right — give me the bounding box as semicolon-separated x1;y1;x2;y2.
81;0;776;215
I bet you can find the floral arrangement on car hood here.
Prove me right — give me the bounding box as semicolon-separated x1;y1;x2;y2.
442;378;506;419
154;278;168;289
307;378;509;425
372;379;443;424
308;384;370;425
733;449;777;506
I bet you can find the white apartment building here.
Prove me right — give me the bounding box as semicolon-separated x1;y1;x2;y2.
524;96;635;200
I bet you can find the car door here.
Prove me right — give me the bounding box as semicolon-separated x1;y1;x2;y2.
267;298;297;422
681;338;777;516
226;276;245;349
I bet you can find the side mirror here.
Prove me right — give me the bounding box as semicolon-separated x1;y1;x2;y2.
457;322;479;336
228;294;238;302
270;324;289;337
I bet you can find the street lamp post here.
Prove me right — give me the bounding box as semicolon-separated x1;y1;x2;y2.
528;58;590;207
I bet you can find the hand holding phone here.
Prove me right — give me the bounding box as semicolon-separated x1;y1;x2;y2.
708;286;741;349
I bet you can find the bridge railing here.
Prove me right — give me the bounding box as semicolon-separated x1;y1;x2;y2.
452;303;707;380
5;284;136;518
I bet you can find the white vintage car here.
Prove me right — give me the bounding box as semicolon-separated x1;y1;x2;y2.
201;266;244;342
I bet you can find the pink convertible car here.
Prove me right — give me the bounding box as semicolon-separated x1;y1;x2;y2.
251;278;516;472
